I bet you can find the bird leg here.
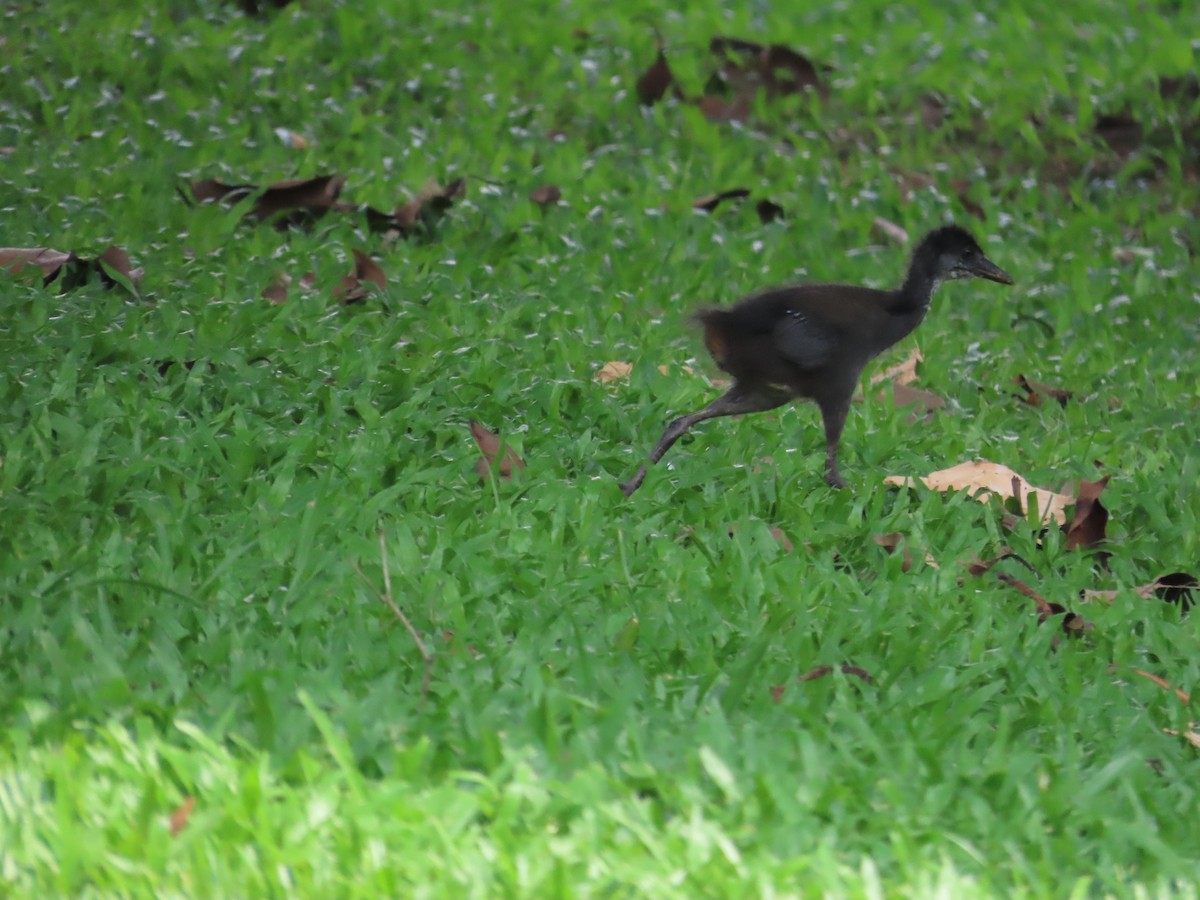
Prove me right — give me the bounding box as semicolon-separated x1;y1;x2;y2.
620;384;789;496
817;394;852;489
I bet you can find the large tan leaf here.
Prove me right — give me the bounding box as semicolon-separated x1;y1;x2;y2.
885;460;1072;525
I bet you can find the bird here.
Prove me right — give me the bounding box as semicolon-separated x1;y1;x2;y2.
619;224;1013;496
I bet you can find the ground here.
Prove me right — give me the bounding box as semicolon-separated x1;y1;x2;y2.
1;0;1198;897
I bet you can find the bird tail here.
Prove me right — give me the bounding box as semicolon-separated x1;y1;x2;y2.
692;307;735;370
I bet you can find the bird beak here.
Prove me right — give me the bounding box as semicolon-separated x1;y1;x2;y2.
972;256;1013;285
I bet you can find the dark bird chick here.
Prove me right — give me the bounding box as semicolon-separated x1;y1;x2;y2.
620;225;1012;496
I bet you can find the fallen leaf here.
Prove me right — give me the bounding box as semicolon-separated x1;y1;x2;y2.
885;460;1073;525
1014;374;1073;408
919;94;945;130
334;249;387;304
1116;665;1192;704
870;347;923;387
798;663;874;685
529;184;562;208
725;522;793;552
273;127;310;149
96;245;144;292
1164;724;1200;750
0;247;78;283
755;199;784;223
169;796;195;836
595;361;633;383
888;383;945;423
366;177;466;238
1;245;142;295
262;273;291;304
1095;112;1143;156
470;420;525;480
872;532;914;573
708;36;825;98
1142;572;1198;613
872;216;909;245
1064;476;1109;552
636;31;678;106
693;188;751;213
656;364;695;377
186;174;346;227
696;91;753;123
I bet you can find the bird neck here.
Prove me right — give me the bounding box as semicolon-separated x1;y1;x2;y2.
892;254;943;317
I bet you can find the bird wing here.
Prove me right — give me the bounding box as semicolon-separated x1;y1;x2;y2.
773;308;840;371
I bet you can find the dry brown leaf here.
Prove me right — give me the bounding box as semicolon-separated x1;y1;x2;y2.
169;796;196;837
262;273;291;304
872;217;909;245
636;31;679;106
187;175;346;226
1117;666;1192;704
1083;572;1196;613
529;184;562;208
657;364;696;377
1064;476;1109;552
693;188;751;213
1014;374;1073;408
919;94;945;130
755;199;784;223
889;383;945;424
595;361;633;383
96;245;144;291
0;247;78;282
470;420;525;480
360;178;466;238
870;347;924;387
696;92;753;123
872;532;914;573
334;249;387;304
885;460;1073;525
725;522;794;552
1095;112;1143;156
798;663;874;684
1;245;142;294
708;36;825;98
1164;724;1200;750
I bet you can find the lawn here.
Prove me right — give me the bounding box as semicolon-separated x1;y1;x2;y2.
1;0;1198;896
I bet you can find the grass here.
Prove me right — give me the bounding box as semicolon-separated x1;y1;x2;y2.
1;0;1199;896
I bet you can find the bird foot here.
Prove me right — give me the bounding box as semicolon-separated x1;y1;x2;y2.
824;470;847;490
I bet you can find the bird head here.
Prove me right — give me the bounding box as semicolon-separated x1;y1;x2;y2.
920;224;1013;285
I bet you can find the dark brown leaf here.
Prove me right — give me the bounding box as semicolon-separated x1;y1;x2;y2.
709;36;825;99
693;188;751;213
696;92;753;123
470;420;525;480
1014;374;1073;408
262;273;291;304
1095;112;1143;156
187;175;346;227
96;245;143;291
362;178;466;238
529;184;562;208
762;43;823;97
798;663;874;685
334;249;387;304
1141;572;1197;613
950;178;987;221
1064;476;1109;552
920;94;945;130
636;32;678;106
755;199;784;223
